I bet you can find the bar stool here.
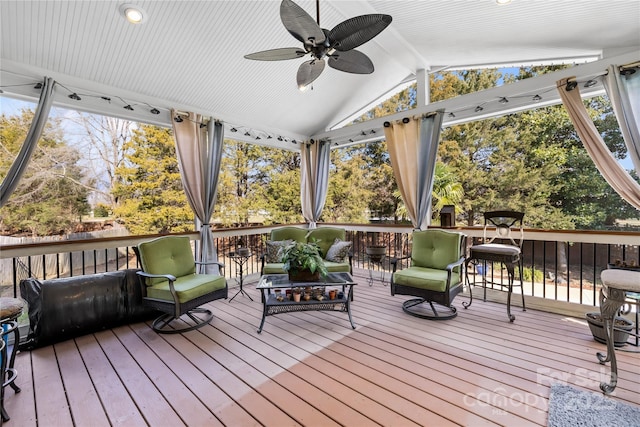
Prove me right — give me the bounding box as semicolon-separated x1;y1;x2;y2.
1;297;24;422
465;211;526;322
597;269;640;394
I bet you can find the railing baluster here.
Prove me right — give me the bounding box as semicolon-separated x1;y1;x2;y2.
2;227;637;305
542;241;547;299
566;243;571;302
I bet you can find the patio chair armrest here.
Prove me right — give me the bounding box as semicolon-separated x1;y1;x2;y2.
195;260;225;267
136;271;177;282
446;256;466;272
136;271;178;301
390;255;411;272
195;260;225;273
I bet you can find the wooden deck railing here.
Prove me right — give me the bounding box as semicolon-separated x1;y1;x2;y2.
1;224;638;313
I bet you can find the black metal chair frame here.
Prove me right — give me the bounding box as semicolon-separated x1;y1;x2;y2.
464;210;526;322
134;245;228;334
1;316;21;422
390;233;467;320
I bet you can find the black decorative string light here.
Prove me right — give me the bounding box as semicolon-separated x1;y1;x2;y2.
1;68;625;149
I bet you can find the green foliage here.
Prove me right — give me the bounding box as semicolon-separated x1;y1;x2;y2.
93;203;111;217
0;109;91;235
112;125;193;234
323;146;372;223
281;240;328;277
216;140;303;226
519;267;544;283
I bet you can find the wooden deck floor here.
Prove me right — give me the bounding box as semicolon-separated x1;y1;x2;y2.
5;269;639;426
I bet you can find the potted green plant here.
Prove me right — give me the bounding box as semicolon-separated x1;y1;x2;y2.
282;240;328;282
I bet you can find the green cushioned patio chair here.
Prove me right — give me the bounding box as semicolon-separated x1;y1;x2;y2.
391;229;467;320
135;235;228;333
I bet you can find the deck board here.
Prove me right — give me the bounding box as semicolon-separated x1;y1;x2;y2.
4;269;639;426
55;339;111;427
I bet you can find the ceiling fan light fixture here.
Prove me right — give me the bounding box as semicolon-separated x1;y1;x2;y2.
247;0;391;88
119;4;146;24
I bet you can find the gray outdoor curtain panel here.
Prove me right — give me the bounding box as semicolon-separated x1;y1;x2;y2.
0;77;55;207
300;139;331;228
384;111;445;230
557;77;640;210
604;64;640;175
172;111;224;274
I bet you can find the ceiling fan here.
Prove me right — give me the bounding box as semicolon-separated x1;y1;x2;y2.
244;0;392;90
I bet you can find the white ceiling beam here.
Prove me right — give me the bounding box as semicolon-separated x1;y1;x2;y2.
314;50;639;147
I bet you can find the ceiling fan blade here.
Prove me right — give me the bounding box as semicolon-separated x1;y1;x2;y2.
244;47;307;61
329;14;392;52
297;59;325;88
281;0;326;47
328;49;374;74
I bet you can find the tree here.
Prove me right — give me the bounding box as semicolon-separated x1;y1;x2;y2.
112;125;193;234
435;69;572;228
543;96;639;229
69;113;135;211
257;147;304;225
323;146;372;223
0;109;91;235
215;141;303;226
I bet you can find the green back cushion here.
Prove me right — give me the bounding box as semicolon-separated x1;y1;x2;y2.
411;230;461;270
271;227;308;243
138;236;196;286
306;227;346;257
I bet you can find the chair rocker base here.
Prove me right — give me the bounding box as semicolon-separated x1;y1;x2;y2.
402;298;458;320
151;308;214;334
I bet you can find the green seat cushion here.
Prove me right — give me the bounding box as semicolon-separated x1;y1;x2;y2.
263;263;287;274
324;261;350;273
147;273;226;303
138;236;196;286
393;267;460;292
271;227;308;243
306;227;346;257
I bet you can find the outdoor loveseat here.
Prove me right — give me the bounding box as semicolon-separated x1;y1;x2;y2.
260;226;353;275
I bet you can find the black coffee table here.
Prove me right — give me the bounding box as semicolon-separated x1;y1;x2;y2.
256;272;356;333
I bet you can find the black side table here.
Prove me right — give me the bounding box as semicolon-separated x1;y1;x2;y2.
365;253;387;286
229;253;254;302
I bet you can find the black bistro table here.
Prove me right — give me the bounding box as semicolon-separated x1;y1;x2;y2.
256;272;356;333
229;252;253;302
